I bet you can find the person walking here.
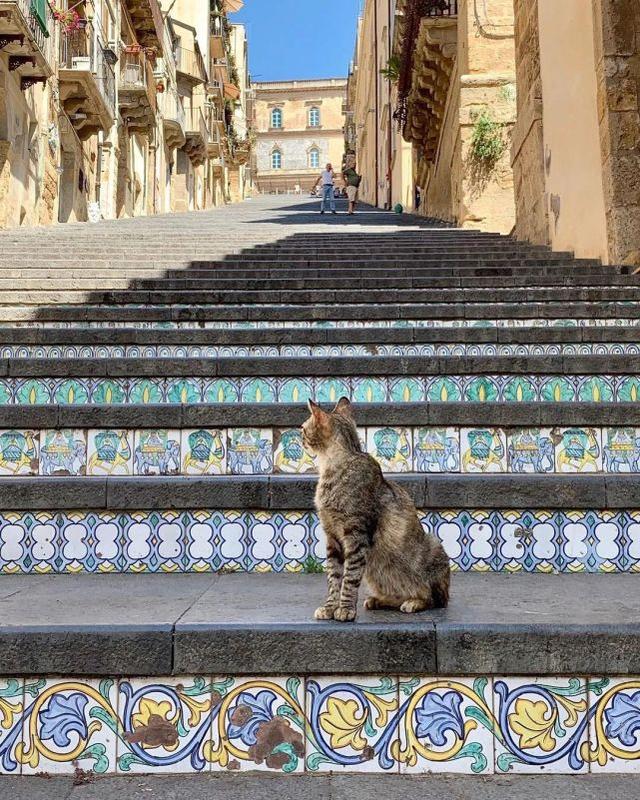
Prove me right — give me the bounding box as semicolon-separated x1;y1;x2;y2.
315;163;337;214
342;162;362;215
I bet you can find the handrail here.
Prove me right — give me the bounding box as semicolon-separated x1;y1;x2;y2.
15;0;52;60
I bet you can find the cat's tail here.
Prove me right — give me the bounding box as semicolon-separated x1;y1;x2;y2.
431;570;450;608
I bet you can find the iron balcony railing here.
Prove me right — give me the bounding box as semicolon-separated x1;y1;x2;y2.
13;0;53;61
184;102;208;142
119;49;157;111
175;45;207;82
423;0;458;17
59;23;116;114
163;87;186;130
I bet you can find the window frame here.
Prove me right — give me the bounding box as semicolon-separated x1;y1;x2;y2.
271;108;283;129
308;107;321;128
309;148;320;169
271;149;282;170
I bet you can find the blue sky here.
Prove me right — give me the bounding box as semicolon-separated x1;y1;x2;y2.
233;0;361;82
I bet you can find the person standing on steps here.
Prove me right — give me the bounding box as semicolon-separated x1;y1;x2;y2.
342;162;362;215
315;163;337;215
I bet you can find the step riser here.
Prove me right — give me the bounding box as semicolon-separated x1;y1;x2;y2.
3;342;640;358
0;373;635;405
0;424;634;478
0;505;635;573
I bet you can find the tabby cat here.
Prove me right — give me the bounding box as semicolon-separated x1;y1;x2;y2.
302;398;450;622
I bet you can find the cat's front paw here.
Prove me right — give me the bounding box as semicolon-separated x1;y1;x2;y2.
363;596;380;610
333;606;357;622
314;605;337;620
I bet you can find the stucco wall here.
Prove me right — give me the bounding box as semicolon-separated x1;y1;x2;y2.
538;0;608;261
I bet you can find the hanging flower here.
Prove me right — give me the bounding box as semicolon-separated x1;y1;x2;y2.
51;7;83;34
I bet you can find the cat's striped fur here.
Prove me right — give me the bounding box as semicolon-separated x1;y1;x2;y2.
302;398;451;622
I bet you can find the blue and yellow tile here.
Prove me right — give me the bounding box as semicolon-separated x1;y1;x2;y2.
367;427;412;473
203;379;240;404
602;428;640;473
87;430;133;476
273;429;316;474
278;378;314;404
0;430;39;476
39;430;87;476
397;677;494;774
228;429;273;475
413;428;460;473
507;429;555;474
134;431;181;476
555;427;602;473
306;677;398;772
181;430;226;476
587;677;640;773
461;429;506;473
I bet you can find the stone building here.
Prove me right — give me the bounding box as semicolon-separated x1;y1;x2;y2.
253;77;347;193
348;0;640;263
0;0;252;228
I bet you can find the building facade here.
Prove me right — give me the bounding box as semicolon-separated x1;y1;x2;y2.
253;77;347;193
348;0;640;264
0;0;252;228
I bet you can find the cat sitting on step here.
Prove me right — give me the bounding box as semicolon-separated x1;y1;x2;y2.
302;398;450;622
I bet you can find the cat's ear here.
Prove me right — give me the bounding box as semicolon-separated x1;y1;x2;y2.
307;399;325;419
333;397;353;418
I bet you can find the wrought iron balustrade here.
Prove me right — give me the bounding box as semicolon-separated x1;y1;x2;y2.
13;0;52;58
422;0;458;16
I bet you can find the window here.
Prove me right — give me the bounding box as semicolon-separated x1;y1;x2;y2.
271;149;282;169
308;107;320;127
271;108;283;129
309;148;320;169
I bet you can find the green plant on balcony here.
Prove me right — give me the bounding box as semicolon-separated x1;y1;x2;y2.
380;54;401;83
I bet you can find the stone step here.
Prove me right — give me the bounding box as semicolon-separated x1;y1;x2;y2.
1;324;640;344
5;775;638;799
3;400;640;429
5;288;640;306
0;572;633;674
0;301;636;325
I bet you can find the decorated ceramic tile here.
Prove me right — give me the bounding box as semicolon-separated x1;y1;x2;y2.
241;378;276;404
210;677;305;772
273;429;316;474
20;678;118;775
366;427;412;473
494;677;589;773
397;677;494;774
118;677;217;773
228;429;273;475
413;428;460;473
352;378;388;403
39;430;87;476
87;430;133;476
587;677;640;772
0;430;39;476
134;431;181;476
493;509;558;572
181;430;226;475
555;427;602;473
507;429;555;474
461;429;507;473
602;428;640;474
306;677;398;772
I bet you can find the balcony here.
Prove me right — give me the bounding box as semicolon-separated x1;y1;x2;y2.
175;45;207;85
121;0;164;51
0;0;54;88
161;87;186;149
58;24;116;137
207;61;224;103
118;48;157;132
209;13;225;59
183;101;208;166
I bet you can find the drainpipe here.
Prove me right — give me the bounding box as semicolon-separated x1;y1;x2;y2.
374;0;379;208
387;0;393;208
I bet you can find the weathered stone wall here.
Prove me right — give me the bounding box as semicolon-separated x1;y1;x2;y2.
593;0;640;265
511;0;548;245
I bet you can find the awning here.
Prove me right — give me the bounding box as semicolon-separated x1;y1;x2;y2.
224;83;240;100
224;0;244;12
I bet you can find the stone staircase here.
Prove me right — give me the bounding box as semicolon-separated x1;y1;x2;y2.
0;195;639;781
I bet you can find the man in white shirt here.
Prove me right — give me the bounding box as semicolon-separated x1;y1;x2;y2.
315;163;337;215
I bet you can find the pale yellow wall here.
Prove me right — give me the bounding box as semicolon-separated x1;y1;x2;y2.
254;80;346;190
538;0;608;261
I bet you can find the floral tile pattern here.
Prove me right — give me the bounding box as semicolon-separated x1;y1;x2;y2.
19;678;118;775
493;677;591;773
306;677;399;772
397;677;494;774
0;675;637;775
2;375;640;405
0;509;639;574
